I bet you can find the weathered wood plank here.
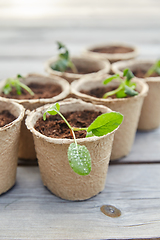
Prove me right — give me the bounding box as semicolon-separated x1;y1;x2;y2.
0;165;160;239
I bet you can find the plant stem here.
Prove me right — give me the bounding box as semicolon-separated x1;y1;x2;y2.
19;82;34;96
102;84;123;99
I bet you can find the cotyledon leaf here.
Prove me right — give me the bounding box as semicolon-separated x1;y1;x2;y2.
68;143;91;176
87;112;123;137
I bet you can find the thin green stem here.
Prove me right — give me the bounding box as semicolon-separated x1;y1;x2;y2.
58;111;73;130
103;84;123;99
19;82;34;96
72;127;88;131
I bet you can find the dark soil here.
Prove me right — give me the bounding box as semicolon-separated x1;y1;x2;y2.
81;85;138;99
0;110;16;127
91;46;134;54
81;86;119;99
132;68;159;78
64;66;97;74
0;83;62;100
35;110;102;139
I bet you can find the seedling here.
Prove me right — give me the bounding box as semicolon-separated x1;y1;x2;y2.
103;68;138;99
51;41;78;73
43;102;123;176
2;74;34;96
145;60;160;77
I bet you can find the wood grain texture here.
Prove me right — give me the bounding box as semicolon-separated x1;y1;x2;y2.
0;165;160;239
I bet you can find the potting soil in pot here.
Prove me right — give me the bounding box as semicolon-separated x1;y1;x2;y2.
91;46;134;54
81;86;139;99
0;83;62;100
0;110;16;127
56;66;97;74
132;68;159;78
35;110;102;139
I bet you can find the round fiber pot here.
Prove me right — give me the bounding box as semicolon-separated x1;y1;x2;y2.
83;42;138;63
26;98;118;201
112;59;160;130
45;56;110;83
0;73;70;160
0;98;25;195
71;76;148;160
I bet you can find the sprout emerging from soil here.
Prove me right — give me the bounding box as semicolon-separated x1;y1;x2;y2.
43;102;123;176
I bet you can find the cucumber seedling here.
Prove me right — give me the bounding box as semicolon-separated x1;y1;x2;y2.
2;74;34;96
51;41;78;73
145;60;160;77
103;68;138;99
43;102;123;176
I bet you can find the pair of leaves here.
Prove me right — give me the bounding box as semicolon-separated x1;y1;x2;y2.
43;103;123;176
51;41;77;73
145;60;160;77
2;74;34;96
103;68;138;98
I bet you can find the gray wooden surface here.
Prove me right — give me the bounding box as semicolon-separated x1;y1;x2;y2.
0;0;160;239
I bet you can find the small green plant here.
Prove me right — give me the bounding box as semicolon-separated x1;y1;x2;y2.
103;68;138;99
51;41;78;73
145;60;160;77
43;102;123;176
2;74;34;96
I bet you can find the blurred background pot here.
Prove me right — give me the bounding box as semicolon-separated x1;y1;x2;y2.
0;98;24;195
71;76;148;160
83;42;138;63
45;56;110;83
0;73;70;160
25;98;119;201
112;59;160;130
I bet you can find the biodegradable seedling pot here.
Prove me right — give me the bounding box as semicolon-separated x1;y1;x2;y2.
0;73;70;160
0;98;25;195
45;56;110;83
112;59;160;130
71;76;148;160
83;42;138;63
25;98;120;201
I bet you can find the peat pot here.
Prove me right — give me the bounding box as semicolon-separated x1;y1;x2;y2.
45;56;110;83
83;42;138;63
0;98;24;194
25;98;119;201
112;59;160;130
0;73;70;160
71;76;148;160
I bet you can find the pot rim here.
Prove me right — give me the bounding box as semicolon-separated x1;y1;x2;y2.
45;55;111;78
83;42;138;61
25;98;120;145
0;73;70;105
112;59;160;82
0;97;25;132
71;75;149;103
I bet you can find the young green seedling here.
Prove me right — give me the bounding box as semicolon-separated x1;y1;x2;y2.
145;60;160;77
51;41;78;73
43;102;123;176
2;74;34;96
103;68;138;99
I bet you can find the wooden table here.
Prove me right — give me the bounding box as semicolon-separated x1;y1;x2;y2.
0;1;160;239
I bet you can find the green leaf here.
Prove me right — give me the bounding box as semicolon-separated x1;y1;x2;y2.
103;74;120;85
123;68;134;81
116;88;127;98
87;112;123;136
57;41;66;49
68;143;91;176
124;85;138;96
43;103;60;120
17;74;23;78
156;68;160;75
